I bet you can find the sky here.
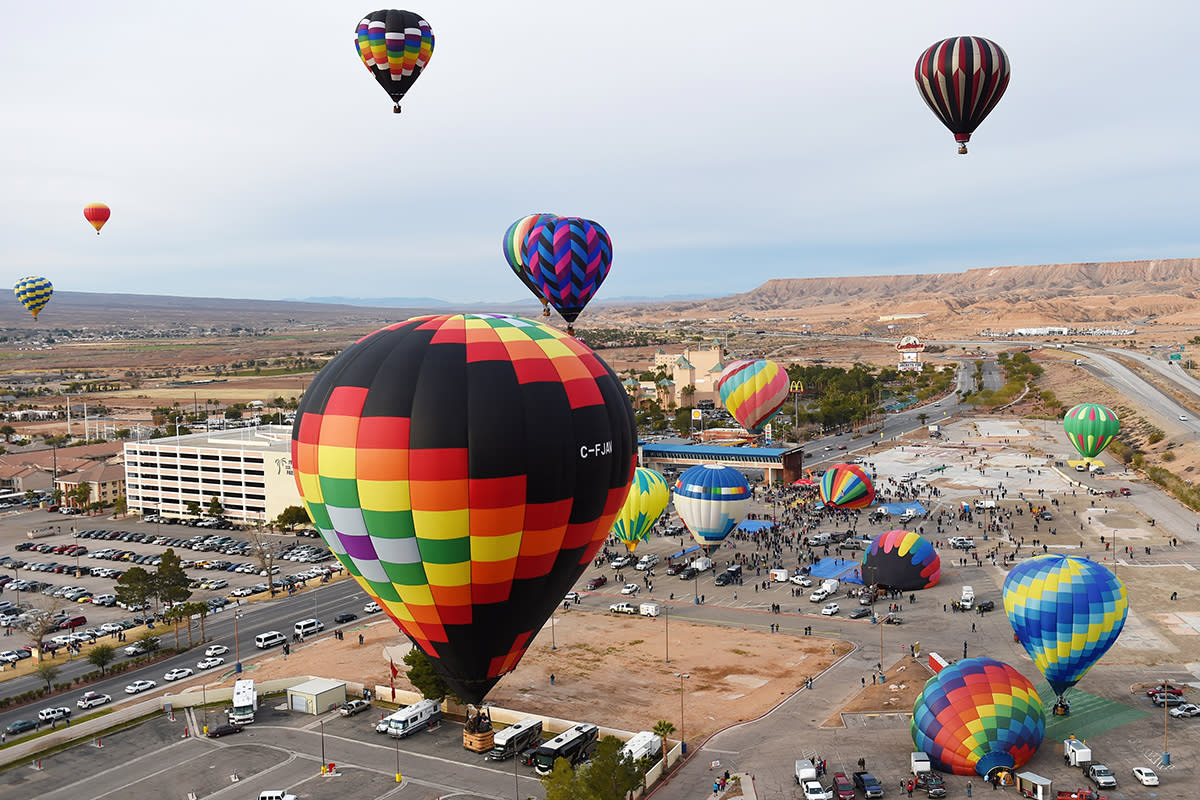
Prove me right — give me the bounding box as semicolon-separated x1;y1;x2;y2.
4;1;1200;308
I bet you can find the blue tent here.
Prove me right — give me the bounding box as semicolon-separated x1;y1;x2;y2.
736;520;774;533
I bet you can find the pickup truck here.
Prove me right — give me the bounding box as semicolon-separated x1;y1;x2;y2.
852;771;884;799
1086;764;1117;789
609;602;638;615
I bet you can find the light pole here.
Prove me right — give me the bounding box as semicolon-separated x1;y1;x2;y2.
674;672;690;755
394;731;401;783
664;605;670;663
233;612;242;672
1163;679;1171;766
320;719;326;770
550;608;556;651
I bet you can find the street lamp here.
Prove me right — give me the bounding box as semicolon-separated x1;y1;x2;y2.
394;731;401;783
320;719;326;771
664;604;670;663
233;612;243;672
674;672;690;755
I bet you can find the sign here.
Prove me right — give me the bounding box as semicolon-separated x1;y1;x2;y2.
763;423;773;443
1169;353;1182;361
789;380;804;394
691;409;702;420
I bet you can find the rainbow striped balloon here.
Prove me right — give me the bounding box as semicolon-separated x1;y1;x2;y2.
717;359;789;433
861;530;940;590
611;468;669;553
818;463;875;510
1062;404;1120;460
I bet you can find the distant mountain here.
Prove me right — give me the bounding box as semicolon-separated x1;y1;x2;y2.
296;296;456;308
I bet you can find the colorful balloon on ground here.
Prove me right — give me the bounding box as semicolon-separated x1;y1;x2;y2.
83;203;110;234
355;9;434;113
911;658;1045;777
915;36;1010;154
1003;554;1127;700
612;468;669;553
861;530;940;590
672;464;751;548
522;216;612;334
1062;404;1120;461
291;313;636;704
818;463;875;510
503;213;555;315
13;276;53;320
717;359;789;433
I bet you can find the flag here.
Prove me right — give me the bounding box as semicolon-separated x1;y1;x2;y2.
389;658;397;701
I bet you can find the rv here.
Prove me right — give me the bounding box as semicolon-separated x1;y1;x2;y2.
620;730;663;764
228;679;257;724
487;717;544;761
533;723;599;775
383;699;442;739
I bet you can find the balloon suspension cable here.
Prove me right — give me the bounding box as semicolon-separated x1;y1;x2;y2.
957;144;968;155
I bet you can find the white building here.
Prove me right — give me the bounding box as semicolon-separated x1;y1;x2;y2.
123;425;302;524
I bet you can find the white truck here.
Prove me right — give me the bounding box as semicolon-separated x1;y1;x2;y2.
820;579;840;595
639;603;660;617
690;556;713;572
609;602;638;615
228;679;257;724
960;586;975;610
910;751;931;775
928;424;941;438
619;730;663;764
770;568;789;583
1064;736;1092;768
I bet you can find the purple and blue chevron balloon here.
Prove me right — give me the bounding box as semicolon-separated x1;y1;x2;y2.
521;216;612;330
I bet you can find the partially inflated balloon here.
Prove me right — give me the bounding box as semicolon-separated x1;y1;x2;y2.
291;314;636;704
861;530;940;590
915;36;1010;154
612;468;669;553
818;464;875;510
717;359;788;434
1062;404;1120;461
1003;555;1127;700
911;658;1045;777
503;214;555;314
672;464;750;548
83;203;110;234
355;10;434;113
523;216;612;333
13;276;53;320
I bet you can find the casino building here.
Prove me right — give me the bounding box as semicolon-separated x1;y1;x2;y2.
123;426;303;524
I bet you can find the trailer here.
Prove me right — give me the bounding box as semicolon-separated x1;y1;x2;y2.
1015;771;1053;800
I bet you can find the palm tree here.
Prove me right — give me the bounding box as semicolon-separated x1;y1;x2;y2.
181;601;209;647
652;720;676;766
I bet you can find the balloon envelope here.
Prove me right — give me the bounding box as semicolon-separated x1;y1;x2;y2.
819;464;875;510
915;36;1010;152
911;658;1045;777
611;468;669;553
672;464;750;548
717;359;789;433
1062;404;1120;460
355;9;434;110
861;530;941;590
83;202;110;234
291;313;636;704
523;216;612;326
13;276;53;320
1003;554;1127;698
503;213;555;308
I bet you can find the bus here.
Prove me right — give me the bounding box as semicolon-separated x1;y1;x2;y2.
486;717;543;761
533;723;598;775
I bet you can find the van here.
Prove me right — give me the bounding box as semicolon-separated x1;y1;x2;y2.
690;556;713;572
960;586;975;610
639;603;660;617
92;593;116;607
294;618;324;638
795;758;817;784
911;751;931;775
808;532;833;546
258;792;298;800
255;630;287;649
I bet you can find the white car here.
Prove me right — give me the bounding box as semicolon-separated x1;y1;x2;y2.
77;691;111;709
790;575;812;587
197;656;225;670
564;591;580;603
801;780;833;800
364;601;382;614
1169;702;1200;718
125;679;157;694
0;650;19;664
1131;767;1159;786
204;644;229;657
1181;415;1189;421
38;706;72;722
164;667;194;681
620;583;640;596
821;603;840;616
100;622;124;634
809;589;830;603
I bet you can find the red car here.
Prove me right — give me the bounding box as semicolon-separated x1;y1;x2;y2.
1147;684;1183;697
832;773;854;800
1119;487;1131;496
585;575;607;590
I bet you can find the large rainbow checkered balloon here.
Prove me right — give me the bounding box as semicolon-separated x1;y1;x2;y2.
1003;554;1127;700
716;359;789;434
611;468;669;553
818;463;875;510
911;658;1045;777
861;530;941;590
291;314;636;704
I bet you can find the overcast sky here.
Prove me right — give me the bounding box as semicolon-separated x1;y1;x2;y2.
3;1;1200;309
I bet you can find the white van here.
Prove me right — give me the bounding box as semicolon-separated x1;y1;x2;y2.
255;630;287;649
960;586;975;610
258;792;297;800
808;532;833;546
293;618;324;638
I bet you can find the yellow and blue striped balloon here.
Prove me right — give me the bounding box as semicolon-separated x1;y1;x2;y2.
1002;555;1127;700
611;468;669;553
13;276;53;320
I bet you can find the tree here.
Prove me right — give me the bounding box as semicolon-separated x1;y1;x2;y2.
113;496;127;515
23;489;37;508
34;661;59;693
181;601;209;647
245;528;283;596
164;604;185;649
402;647;448;701
87;643;117;675
0;424;14;442
274;505;311;531
207;496;225;518
71;481;92;510
652;719;676;766
541;759;578;800
155;549;193;611
540;735;642;800
186;500;201;518
917;412;929;425
114;566;154;613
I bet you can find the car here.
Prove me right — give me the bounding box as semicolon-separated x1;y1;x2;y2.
837;445;847;450
884;614;904;625
203;644;229;657
1146;683;1183;696
665;563;684;576
830;772;854;800
610;555;634;569
4;719;37;736
1075;463;1088;472
1126;766;1160;786
848;607;871;619
334;612;358;624
1181;414;1189;421
791;575;812;587
1087;764;1117;789
609;602;638;615
822;445;833;451
125;679;157;694
1119;487;1131;496
1152;692;1188;706
563;592;580;603
164;667;194;681
620;583;640;596
914;771;947;798
809;589;830;603
852;771;884;799
38;706;72;722
635;554;660;571
123;642;151;657
1039;510;1053;521
77;691;111;709
801;780;833;800
976;600;996;613
364;601;382;614
197;656;225;670
585;576;608;590
1170;702;1200;717
339;699;372;717
821;602;840;616
678;566;699;580
206;723;244;738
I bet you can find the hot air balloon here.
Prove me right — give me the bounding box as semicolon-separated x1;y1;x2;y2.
1003;555;1127;709
861;530;940;590
911;658;1045;778
355;9;434;113
522;216;612;335
13;276;53;320
611;468;669;553
672;464;751;549
1062;404;1120;462
818;463;875;510
503;213;556;316
717;359;789;434
915;36;1010;154
83;203;110;234
291;313;636;704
